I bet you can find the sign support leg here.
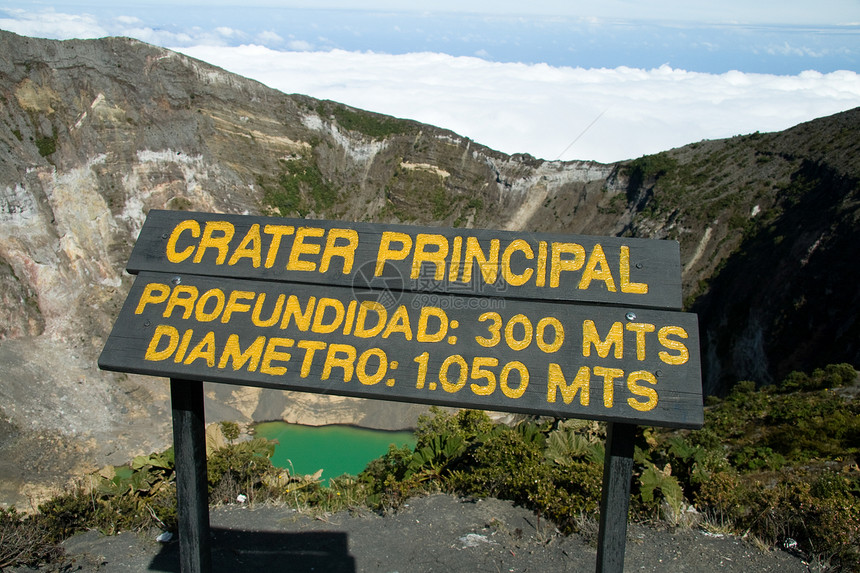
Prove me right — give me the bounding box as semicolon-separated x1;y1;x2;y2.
595;422;636;573
170;378;212;573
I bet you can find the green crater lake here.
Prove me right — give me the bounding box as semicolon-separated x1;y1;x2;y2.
254;422;415;483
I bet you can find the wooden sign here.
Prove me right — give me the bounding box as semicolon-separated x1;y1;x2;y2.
100;210;704;573
126;210;683;309
99;271;702;428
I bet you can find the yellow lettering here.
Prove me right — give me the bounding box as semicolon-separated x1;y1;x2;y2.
416;306;448;342
221;290;255;323
342;300;357;335
619;246;648;294
411;233;449;280
500;361;529;399
356;348;387;385
163;285;198;319
475;312;501;347
286;227;324;271
550;242;585;288
658;326;690;365
627;370;658;411
470;356;498;396
439;355;468;393
144;325;179;361
194;289;225;322
218;334;265;371
227;224;262;267
280;295;316;331
135;283;170;314
505;314;533;351
535;317;564;353
166;220;200;263
375;232;412;276
174;329;194;363
320;228;358;274
461;237;499;285
193;221;234;265
582;320;623;359
594;366;623;408
536;241;548;287
578;244;617;292
546;364;590;405
382;305;413;340
262;225;294;268
311;298;345;334
353;301;387;338
260;337;294;375
297;340;326;377
252;293;284;327
184;331;217;367
626;322;656;361
501;239;534;286
321;343;356;381
448;236;463;282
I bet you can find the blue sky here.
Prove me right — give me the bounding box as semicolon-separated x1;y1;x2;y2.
2;1;858;161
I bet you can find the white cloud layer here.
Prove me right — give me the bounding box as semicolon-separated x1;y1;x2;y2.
176;45;860;162
0;9;107;39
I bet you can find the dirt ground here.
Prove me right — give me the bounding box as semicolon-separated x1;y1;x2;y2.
12;493;824;572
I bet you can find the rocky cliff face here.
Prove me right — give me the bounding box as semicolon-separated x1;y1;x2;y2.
0;30;857;506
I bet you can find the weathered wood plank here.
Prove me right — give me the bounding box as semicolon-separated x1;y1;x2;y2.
126;210;683;309
101;272;703;428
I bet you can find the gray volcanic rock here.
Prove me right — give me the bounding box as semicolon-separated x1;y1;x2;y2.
0;29;858;506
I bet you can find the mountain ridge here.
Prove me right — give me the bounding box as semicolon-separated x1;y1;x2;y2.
0;29;857;506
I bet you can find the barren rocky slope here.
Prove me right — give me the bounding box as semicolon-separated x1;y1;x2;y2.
0;29;858;506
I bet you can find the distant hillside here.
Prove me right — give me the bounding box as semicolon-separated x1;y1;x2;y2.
0;29;857;505
620;113;859;391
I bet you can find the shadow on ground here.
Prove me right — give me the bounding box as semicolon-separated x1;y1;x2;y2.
150;528;356;572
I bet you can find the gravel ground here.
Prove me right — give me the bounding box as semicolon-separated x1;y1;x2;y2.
21;494;822;572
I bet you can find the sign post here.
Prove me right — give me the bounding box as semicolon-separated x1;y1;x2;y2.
170;378;212;573
100;210;703;572
596;422;636;573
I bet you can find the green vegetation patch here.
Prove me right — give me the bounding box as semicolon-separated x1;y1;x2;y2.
382;164;467;223
261;158;338;217
35;133;57;157
316;102;414;140
625;152;677;186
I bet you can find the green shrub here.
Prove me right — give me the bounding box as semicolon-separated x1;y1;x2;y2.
625;152;678;190
414;407;495;448
696;470;859;566
207;437;276;503
221;421;240;443
778;363;857;392
360;444;422;509
638;461;684;518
